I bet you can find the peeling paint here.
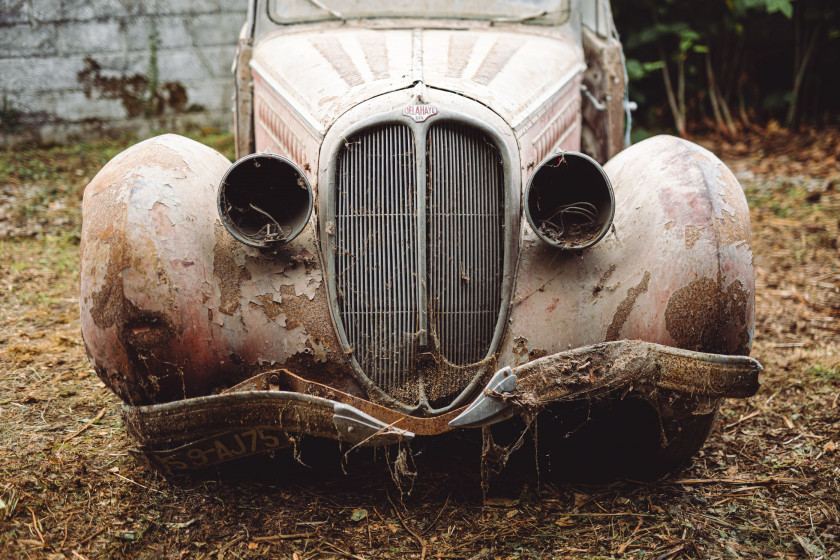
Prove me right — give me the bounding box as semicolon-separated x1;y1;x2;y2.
150;201;174;238
271;260;323;301
510;336;548;366
213;223;251;315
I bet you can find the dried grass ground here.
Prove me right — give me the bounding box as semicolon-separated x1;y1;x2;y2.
0;127;838;560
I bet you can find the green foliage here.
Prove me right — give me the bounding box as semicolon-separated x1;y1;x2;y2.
613;0;840;131
735;0;794;19
807;364;840;381
145;19;162;117
0;95;22;134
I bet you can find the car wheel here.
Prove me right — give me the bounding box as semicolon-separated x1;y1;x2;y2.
533;395;718;482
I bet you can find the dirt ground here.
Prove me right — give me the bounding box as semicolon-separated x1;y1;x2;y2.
0;126;838;559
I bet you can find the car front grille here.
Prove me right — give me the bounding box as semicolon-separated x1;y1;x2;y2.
428;123;504;366
335;124;420;393
333;121;504;407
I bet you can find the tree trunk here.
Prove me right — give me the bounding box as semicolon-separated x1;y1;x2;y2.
659;48;686;137
705;53;726;133
786;28;819;127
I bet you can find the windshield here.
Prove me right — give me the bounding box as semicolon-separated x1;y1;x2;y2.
268;0;571;25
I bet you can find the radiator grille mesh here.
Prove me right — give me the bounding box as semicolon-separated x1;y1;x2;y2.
334;121;505;404
335;125;419;394
428;123;504;365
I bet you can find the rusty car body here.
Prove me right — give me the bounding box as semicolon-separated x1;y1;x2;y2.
80;0;761;479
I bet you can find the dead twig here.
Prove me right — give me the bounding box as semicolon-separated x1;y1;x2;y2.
76;527;106;547
252;533;313;542
387;492;427;560
60;512;74;549
794;291;840;315
616;519;645;554
767;341;811;348
550;511;657;518
28;507;46;547
672;477;805;486
323;541;369;560
656;543;688;560
62;406;107;443
725;410;762;429
107;470;165;494
419;493;451;537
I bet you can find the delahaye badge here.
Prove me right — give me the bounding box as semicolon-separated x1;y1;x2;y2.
402;104;438;122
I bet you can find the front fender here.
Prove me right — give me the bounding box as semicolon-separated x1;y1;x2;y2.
499;135;754;367
80;134;354;406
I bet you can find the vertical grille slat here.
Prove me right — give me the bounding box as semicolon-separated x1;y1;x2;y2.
428;123;504;367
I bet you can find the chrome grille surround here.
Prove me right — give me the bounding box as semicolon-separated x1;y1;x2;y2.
321;105;519;415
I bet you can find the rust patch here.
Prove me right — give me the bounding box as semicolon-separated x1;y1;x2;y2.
665;277;750;354
88;239;179;405
124;312;176;353
253;294;284;322
89;248;128;331
257;273;353;393
213;223;251;315
605;271;651;341
592;264;617;298
685;225;703;249
714;212;752;247
512;336;529;358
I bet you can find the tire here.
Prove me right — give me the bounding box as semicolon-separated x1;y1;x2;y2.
534;395;718;482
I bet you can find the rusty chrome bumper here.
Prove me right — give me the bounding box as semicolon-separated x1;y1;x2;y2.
451;340;761;428
123;391;416;472
124;340;759;472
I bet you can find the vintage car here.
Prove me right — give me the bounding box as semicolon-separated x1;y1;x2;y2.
79;0;761;479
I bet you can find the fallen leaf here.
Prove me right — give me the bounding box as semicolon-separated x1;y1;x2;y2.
573;492;590;508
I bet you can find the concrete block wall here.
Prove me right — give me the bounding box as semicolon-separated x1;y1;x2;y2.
0;0;248;145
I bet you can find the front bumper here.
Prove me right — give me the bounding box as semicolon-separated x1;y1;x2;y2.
124;340;760;472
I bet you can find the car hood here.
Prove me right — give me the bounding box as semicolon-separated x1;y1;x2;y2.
250;26;585;136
